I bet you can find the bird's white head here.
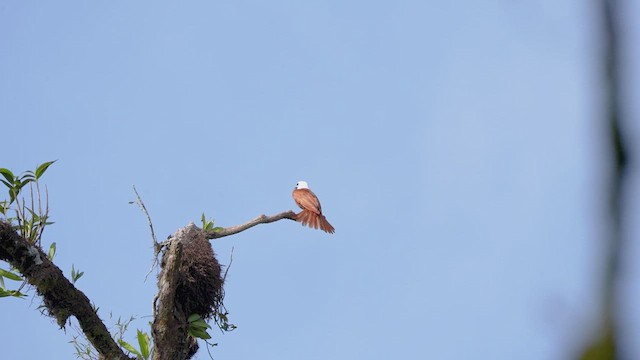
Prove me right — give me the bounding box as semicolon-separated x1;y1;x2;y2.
296;181;309;189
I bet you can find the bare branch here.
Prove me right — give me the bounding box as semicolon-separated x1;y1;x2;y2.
579;0;627;357
222;246;234;282
131;185;161;281
205;210;297;239
132;185;158;246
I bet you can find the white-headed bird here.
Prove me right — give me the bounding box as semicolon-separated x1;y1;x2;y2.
292;181;335;234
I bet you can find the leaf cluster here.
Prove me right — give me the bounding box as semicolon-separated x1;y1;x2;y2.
119;329;152;360
0;161;57;299
0;268;25;298
0;160;56;245
71;264;84;284
201;213;223;233
0;161;53;204
188;313;212;340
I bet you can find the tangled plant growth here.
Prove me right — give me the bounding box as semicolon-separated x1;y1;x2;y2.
1;161;236;360
0;161;56;298
0;160;300;359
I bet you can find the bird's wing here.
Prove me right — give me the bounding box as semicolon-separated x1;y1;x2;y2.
293;189;322;214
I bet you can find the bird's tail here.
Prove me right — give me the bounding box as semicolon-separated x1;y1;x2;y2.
296;210;335;234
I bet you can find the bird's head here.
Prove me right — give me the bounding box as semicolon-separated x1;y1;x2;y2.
296;181;309;189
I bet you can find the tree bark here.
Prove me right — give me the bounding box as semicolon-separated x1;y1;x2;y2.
0;221;132;360
152;224;192;360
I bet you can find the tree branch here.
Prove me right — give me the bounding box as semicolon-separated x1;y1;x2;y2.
152;226;189;360
205;210;297;239
131;185;161;282
579;1;627;357
0;221;132;360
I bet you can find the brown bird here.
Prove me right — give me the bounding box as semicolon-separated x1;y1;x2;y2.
292;181;335;234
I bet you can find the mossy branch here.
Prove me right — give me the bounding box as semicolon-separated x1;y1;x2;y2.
0;221;133;360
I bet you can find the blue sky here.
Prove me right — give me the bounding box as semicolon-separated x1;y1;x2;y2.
1;1;639;359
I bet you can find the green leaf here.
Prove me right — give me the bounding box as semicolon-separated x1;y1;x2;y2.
212;227;224;232
20;172;35;182
48;242;57;260
191;319;210;330
73;271;84;283
71;265;84;284
35;160;57;180
218;313;229;323
18;178;33;189
118;339;142;357
0;268;23;281
27;207;38;219
188;328;211;340
188;313;213;339
0;168;14;184
200;213;217;231
137;330;150;359
11;290;26;298
0;288;26;298
9;188;18;204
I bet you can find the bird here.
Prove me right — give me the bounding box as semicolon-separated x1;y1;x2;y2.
292;181;335;234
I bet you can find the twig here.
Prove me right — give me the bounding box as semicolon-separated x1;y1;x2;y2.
29;183;35;241
205;210;297;239
222;247;234;282
579;1;627;357
600;0;626;350
132;185;158;245
131;186;160;281
41;185;50;242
